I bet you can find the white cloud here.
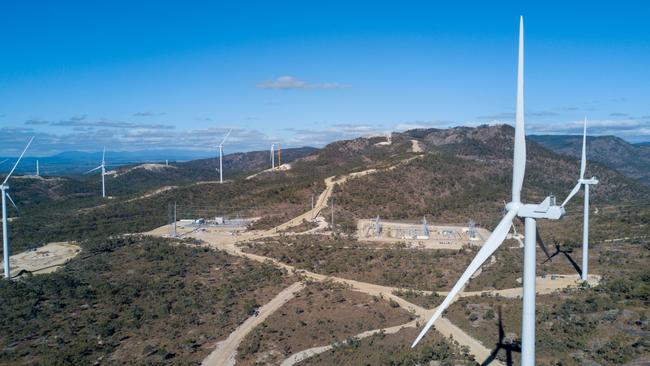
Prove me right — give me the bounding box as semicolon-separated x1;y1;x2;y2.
256;76;347;90
393;120;452;131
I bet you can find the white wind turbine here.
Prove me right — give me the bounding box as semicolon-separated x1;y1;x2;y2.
1;137;34;279
86;147;107;198
217;129;232;183
412;17;565;366
560;118;598;281
270;143;276;170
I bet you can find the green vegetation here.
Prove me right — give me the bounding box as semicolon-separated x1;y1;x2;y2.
7;171;324;253
446;241;650;365
241;235;479;291
0;235;292;365
236;280;414;365
303;327;476;365
335;126;649;240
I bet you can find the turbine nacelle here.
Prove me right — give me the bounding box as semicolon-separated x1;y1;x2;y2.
518;196;565;220
580;176;599;185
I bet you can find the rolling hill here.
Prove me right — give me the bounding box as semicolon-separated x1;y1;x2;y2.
530;134;650;186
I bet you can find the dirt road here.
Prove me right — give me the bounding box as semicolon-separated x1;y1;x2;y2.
186;229;502;365
280;320;419;366
201;282;305;366
144;150;596;365
411;139;423;153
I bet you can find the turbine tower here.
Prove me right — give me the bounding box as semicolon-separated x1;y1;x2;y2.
560;118;598;281
86;147;107;197
412;17;565;366
217;129;232;183
270;144;275;170
36;160;40;176
1;137;34;279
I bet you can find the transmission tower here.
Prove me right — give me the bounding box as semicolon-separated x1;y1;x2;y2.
468;219;476;239
374;215;381;238
330;197;334;229
422;216;429;237
169;202;177;237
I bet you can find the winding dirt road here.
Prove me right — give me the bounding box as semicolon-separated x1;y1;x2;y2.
280;320;419;366
145;150;595;366
201;282;305;366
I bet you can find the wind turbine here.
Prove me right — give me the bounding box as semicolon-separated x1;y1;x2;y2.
270;143;276;170
412;17;565;366
1;137;34;279
86;147;107;198
217;129;232;183
560;118;598;281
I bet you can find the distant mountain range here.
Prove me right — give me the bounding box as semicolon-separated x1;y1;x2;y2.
529;135;650;186
0;148;304;175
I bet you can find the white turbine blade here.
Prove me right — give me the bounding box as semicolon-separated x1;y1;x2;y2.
0;159;7;165
561;181;582;207
6;193;18;211
412;209;517;347
511;16;526;203
2;136;35;185
219;129;232;146
580;117;587;179
85;165;103;174
102;147;106;164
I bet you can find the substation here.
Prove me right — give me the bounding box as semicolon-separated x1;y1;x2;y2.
356;217;490;249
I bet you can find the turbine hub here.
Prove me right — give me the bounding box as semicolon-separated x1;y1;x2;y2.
505;201;520;212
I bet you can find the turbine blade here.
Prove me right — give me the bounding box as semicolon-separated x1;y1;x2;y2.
561;181;582;207
219;128;232;146
580;117;587;179
2;136;34;185
6;193;18;212
0;159;7;165
511;16;526;203
102;147;106;164
85;165;103;174
412;209;517;347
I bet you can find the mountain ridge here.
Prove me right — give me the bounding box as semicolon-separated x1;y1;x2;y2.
529;134;650;185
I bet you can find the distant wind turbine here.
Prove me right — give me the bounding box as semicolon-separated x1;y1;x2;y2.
270;143;275;170
1;137;34;279
560;118;598;281
86;147;107;197
217;129;232;183
412;17;565;366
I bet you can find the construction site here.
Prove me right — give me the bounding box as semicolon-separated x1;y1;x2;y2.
356;217;490;249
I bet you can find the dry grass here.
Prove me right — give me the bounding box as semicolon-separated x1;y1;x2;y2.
240;235;480;291
236;281;414;365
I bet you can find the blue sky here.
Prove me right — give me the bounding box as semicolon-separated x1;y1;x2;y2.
0;1;648;155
